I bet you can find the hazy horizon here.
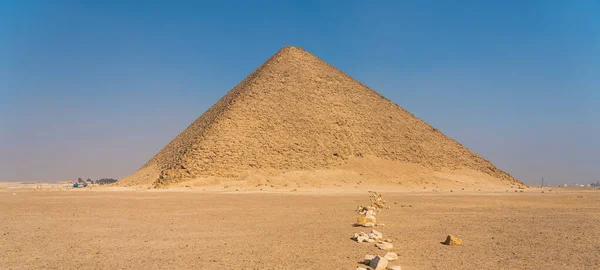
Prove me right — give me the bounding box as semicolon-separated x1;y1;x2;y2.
1;1;598;185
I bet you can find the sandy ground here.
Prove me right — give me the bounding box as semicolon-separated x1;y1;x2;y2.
1;188;599;269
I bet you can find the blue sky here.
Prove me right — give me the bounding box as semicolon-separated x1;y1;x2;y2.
1;1;598;185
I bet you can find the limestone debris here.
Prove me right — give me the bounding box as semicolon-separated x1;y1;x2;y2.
368;256;389;270
352;232;370;243
356;215;377;227
443;235;463;246
354;193;398;267
355;192;386;227
369;229;383;240
353;229;384;243
356;205;377;216
384;252;398;261
370;192;386;209
376;241;394;250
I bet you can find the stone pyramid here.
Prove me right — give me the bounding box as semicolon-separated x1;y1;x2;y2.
122;46;519;187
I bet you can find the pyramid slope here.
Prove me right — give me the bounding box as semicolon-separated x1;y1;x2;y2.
123;46;519;187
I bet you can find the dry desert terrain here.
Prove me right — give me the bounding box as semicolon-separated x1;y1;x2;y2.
1;187;599;269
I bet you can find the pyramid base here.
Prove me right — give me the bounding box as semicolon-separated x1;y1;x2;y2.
118;156;523;191
118;164;161;189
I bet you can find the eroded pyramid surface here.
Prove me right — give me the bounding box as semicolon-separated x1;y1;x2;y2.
122;46;518;187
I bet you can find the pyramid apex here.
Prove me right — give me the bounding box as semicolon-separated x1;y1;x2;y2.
280;45;302;51
277;46;305;54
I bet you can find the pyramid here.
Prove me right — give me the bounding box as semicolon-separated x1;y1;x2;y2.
122;46;520;187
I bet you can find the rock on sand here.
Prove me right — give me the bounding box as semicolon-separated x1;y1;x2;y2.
443;235;462;246
368;255;388;270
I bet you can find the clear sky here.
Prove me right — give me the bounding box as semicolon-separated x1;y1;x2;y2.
1;1;598;185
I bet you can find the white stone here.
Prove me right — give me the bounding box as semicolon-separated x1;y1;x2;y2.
366;238;376;243
388;266;402;270
356;267;367;270
376;241;394;250
371;229;383;239
364;222;376;227
384;252;398;261
368;256;389;270
353;232;369;242
366;209;376;216
357;235;369;243
364;254;376;264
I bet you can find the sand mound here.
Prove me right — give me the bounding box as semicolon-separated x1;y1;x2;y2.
120;46;520;188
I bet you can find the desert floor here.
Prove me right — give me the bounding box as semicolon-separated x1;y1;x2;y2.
1;188;599;269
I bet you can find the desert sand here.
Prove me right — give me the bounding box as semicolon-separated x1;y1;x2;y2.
1;187;599;269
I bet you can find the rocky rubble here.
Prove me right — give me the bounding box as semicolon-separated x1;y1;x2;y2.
355;192;386;227
363;253;401;270
352;229;384;243
353;193;464;269
353;192;402;270
368;256;388;270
